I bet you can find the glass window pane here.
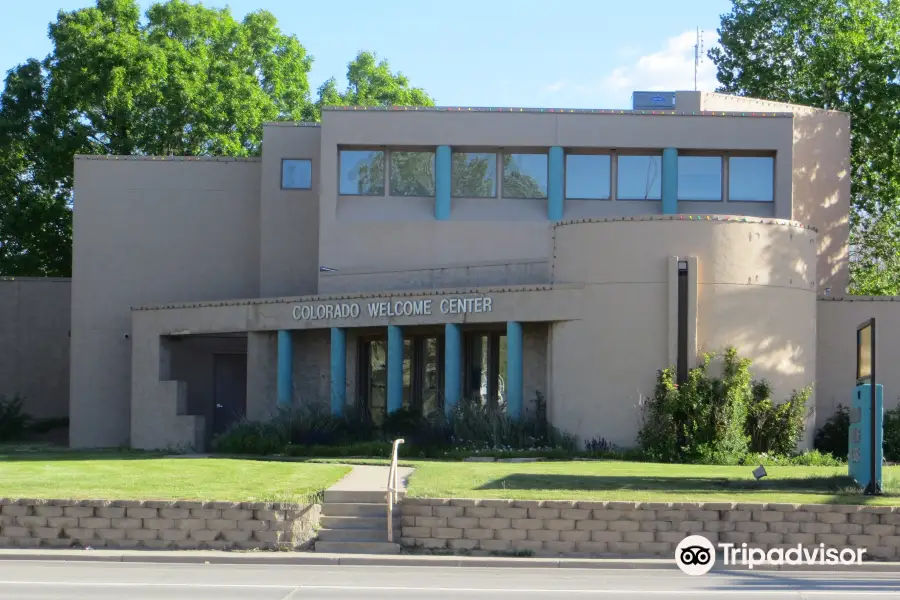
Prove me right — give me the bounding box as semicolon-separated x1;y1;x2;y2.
421;337;439;416
282;159;311;189
369;340;387;426
402;339;412;409
617;155;662;200
497;335;507;407
339;150;384;195
566;154;610;199
452;152;496;197
678;156;722;201
729;157;774;201
502;153;548;199
390;151;435;197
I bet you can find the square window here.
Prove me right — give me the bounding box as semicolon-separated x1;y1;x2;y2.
678;156;722;201
566;154;610;200
729;156;774;201
390;151;435;197
617;155;662;200
502;153;548;199
340;150;385;195
281;159;312;189
452;152;497;197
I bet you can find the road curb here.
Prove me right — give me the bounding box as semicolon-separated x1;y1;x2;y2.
0;550;898;572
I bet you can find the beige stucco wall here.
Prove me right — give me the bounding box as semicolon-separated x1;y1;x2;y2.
71;157;262;448
699;93;851;294
550;218;817;448
816;298;900;428
317;109;793;294
0;278;71;419
259;124;321;298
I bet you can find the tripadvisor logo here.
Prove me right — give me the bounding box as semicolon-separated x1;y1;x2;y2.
675;535;867;575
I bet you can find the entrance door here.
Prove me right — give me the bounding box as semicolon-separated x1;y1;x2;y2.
212;353;247;436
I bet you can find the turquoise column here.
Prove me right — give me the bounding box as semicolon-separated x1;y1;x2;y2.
276;330;293;408
548;146;564;220
506;321;523;419
435;145;451;220
662;147;678;214
387;325;403;413
444;323;461;414
330;328;346;416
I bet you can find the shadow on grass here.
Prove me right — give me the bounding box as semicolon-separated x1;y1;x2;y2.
475;474;900;504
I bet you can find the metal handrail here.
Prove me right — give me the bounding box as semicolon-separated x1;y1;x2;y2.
386;438;405;543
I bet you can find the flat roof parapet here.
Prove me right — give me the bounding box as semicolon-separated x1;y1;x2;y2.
321;105;794;118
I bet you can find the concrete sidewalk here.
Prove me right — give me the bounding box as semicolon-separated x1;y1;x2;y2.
326;464;414;495
0;549;898;572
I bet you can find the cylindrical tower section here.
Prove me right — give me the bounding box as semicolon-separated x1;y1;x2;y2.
550;217;817;449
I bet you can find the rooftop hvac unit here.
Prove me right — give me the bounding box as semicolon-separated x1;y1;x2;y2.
632;91;676;111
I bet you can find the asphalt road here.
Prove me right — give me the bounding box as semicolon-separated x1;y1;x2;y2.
0;560;899;599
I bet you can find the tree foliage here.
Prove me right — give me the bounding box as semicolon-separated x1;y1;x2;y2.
710;0;900;294
0;0;433;276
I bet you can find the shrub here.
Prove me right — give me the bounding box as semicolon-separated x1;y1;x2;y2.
742;449;844;467
746;381;812;455
884;407;900;463
0;395;32;442
814;404;850;460
211;419;287;455
638;348;812;465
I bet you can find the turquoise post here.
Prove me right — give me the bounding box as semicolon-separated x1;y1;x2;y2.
276;330;292;408
435;145;451;220
330;328;346;416
662;147;678;214
548;146;564;220
444;323;461;414
387;325;403;413
506;321;523;419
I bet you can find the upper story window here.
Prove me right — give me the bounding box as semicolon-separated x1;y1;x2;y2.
281;159;312;190
729;156;774;202
390;151;435;197
502;153;548;199
678;156;722;201
565;154;611;200
617;154;662;200
452;152;497;197
339;150;385;196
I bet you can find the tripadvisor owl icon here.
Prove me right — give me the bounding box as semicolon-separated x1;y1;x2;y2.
675;535;716;576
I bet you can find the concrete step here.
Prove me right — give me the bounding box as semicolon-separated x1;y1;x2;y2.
319;516;401;530
321;503;391;517
324;490;393;504
314;541;402;554
317;528;390;542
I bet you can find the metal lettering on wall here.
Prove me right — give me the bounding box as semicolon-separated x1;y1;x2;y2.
292;296;494;321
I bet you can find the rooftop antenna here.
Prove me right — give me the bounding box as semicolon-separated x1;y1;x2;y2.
693;28;704;91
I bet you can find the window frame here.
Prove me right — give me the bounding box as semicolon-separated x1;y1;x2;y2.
338;146;387;197
676;151;724;202
450;148;500;198
564;149;612;201
388;148;437;198
462;328;507;408
615;150;664;201
500;150;550;200
280;158;313;190
725;152;776;203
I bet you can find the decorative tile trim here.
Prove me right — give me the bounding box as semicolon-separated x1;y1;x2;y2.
322;106;794;118
819;296;900;302
552;215;818;233
74;155;261;162
130;284;564;312
263;121;322;127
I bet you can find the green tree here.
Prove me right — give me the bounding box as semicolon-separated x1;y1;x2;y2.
0;1;433;277
709;0;900;294
314;51;434;117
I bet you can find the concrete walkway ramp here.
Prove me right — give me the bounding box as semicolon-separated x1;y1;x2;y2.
315;465;414;554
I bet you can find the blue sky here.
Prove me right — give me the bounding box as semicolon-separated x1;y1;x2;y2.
0;0;732;109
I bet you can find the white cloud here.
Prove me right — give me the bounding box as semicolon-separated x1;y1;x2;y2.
540;30;720;108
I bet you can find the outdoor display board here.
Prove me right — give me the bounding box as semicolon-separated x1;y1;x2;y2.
850;318;883;494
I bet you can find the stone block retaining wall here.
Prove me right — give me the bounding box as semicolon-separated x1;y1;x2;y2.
0;499;320;550
400;499;900;559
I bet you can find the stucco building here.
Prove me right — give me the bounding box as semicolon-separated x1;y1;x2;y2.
57;90;891;451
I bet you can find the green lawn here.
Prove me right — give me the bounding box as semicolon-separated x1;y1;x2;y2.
399;460;900;506
0;452;351;503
